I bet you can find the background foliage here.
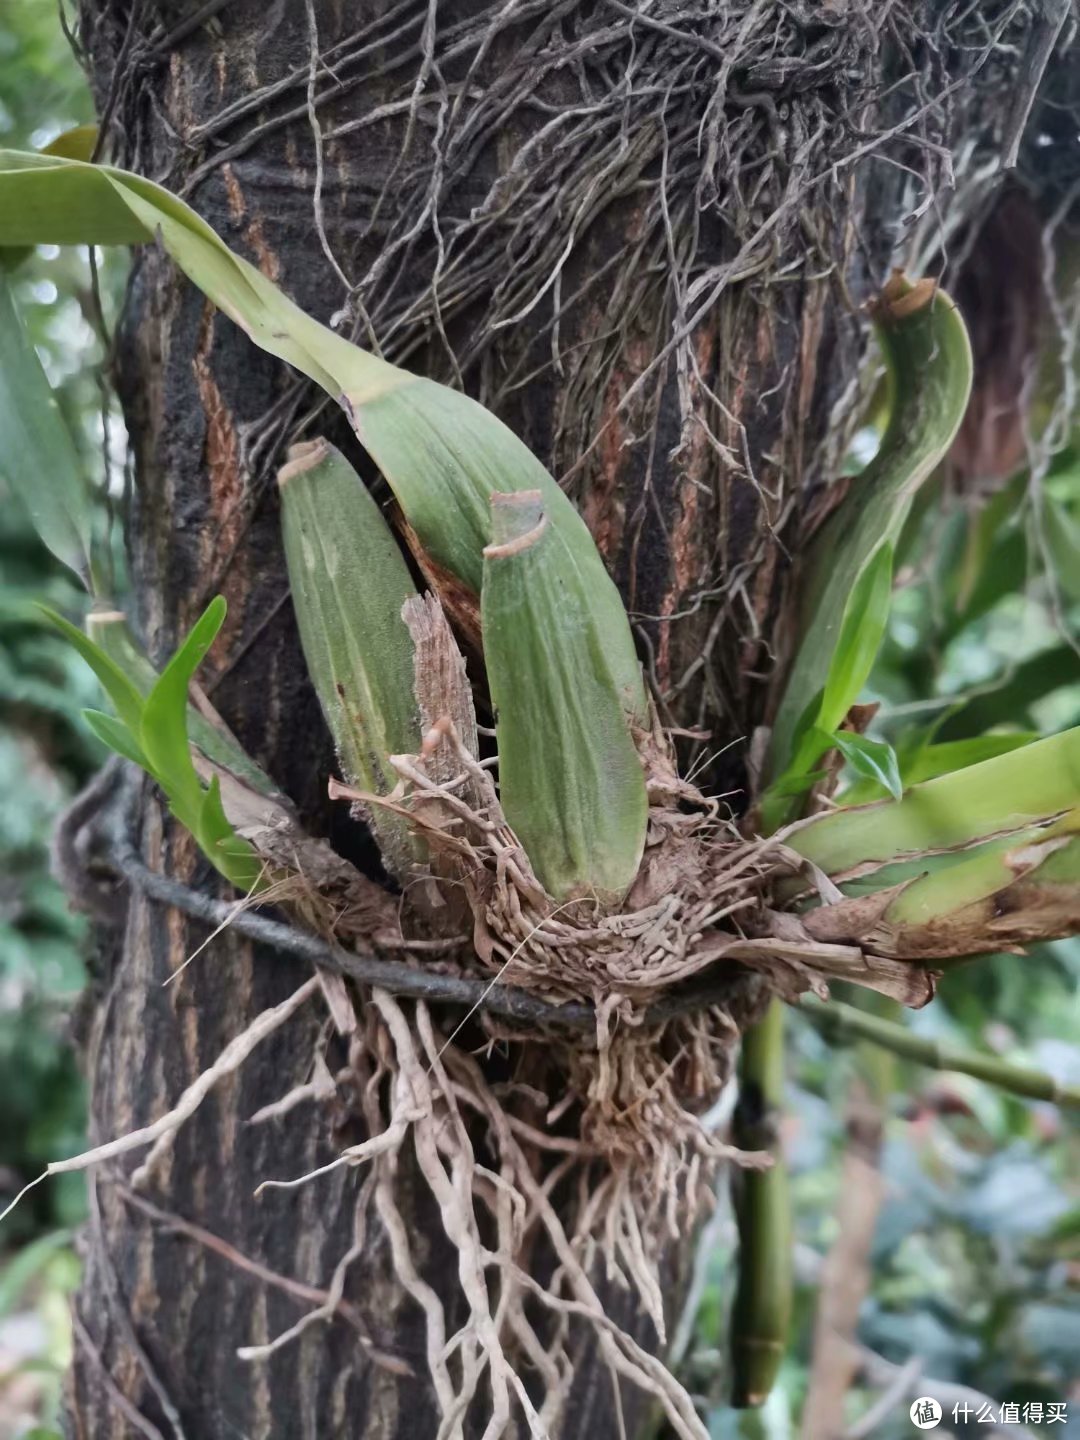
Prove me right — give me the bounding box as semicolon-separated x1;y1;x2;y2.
0;3;1077;1437
0;4;119;1430
695;453;1080;1434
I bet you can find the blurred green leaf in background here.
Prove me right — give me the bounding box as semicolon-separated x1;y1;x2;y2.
0;5;121;1432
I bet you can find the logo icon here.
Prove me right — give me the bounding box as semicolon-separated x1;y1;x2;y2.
910;1398;942;1429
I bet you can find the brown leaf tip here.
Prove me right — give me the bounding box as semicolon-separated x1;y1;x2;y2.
484;490;548;557
870;269;948;324
278;438;330;486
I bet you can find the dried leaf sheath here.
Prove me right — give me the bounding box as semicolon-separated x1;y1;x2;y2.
481;490;648;905
278;440;421;879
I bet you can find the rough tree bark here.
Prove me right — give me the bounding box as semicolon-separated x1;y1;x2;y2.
63;3;1037;1437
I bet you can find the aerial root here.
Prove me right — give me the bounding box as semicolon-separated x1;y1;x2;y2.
184;979;740;1438
28;725;846;1431
379;722;934;1016
19;785;765;1432
0;974;322;1209
328;986;760;1434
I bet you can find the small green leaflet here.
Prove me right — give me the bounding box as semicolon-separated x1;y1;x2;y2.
819;542;894;734
38;606;145;736
839;731;1038;806
140;596;228;819
826;728;902;802
790;723;1080;877
43;598;262;893
83;709;150;770
759;543;895;832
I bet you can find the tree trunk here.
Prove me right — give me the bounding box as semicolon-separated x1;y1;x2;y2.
65;3;1029;1436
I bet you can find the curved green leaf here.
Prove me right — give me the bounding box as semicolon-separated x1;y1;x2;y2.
82;709;150;770
770;275;973;774
820;542;894;733
87;608;279;797
760;543;894;831
196;775;264;892
139;597;227;816
0;271;98;588
0;147;646;722
38;605;145;736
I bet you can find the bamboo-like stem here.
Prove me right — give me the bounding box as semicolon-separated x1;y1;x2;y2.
729;998;792;1408
798;999;1080;1108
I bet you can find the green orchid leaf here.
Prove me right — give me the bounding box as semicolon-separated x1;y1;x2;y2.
0;146;647;725
770;275;973;773
38;606;145;737
759;544;894;832
140;597;227;815
819;541;894;734
86;609;279;797
482;490;647;903
82;709;151;771
196;775;263;892
278;439;422;879
41;124;98;162
49;594;264;893
829;728;903;802
884;817;1079;929
0;128;99;272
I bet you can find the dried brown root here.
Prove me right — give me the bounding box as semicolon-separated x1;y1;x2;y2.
373;721;931;1018
388;994;739;1436
172;969;754;1438
24;732;918;1432
41;975;319;1193
217;716;937;1431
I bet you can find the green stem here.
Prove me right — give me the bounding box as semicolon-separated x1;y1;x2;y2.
729;999;793;1408
798;999;1080;1108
